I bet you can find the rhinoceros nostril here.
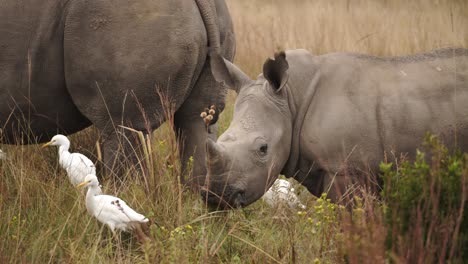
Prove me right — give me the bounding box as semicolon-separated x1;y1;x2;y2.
232;190;246;208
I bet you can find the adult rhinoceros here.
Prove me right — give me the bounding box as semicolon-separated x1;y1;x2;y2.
202;48;468;208
0;0;235;185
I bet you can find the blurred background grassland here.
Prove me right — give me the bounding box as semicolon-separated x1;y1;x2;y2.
0;0;467;263
227;0;468;77
218;0;468;132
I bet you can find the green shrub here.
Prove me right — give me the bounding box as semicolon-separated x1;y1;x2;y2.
381;134;468;263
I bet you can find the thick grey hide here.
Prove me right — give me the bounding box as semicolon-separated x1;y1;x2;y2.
0;0;235;185
203;48;468;208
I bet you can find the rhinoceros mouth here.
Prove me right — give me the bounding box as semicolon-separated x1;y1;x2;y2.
200;186;246;210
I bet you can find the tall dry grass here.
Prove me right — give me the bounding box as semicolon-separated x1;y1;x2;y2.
227;0;468;76
1;0;467;263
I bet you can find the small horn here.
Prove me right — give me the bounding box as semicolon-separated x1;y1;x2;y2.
206;138;222;161
205;139;228;173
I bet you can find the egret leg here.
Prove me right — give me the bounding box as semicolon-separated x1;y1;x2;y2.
133;222;151;244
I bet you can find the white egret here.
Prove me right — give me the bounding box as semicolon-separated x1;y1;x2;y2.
42;134;97;188
77;174;150;241
262;179;306;209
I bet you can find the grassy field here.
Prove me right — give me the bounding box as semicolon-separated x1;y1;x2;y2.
1;0;468;263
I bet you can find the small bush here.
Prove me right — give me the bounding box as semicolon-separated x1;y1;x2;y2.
381;134;468;263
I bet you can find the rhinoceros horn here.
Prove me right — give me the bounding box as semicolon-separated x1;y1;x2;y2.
206;138;228;174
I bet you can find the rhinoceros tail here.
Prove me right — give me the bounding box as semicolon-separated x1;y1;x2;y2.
195;0;221;55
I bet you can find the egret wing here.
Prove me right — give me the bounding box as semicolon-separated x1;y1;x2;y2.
92;195;130;228
66;153;96;184
92;195;147;231
117;199;148;222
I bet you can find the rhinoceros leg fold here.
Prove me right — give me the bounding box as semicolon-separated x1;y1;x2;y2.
173;56;229;190
98;126;147;179
173;114;209;190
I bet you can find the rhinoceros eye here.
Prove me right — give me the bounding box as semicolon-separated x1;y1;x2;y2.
259;144;268;156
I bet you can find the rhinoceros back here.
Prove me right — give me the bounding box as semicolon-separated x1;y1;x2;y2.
297;48;468;191
0;0;224;144
0;0;91;143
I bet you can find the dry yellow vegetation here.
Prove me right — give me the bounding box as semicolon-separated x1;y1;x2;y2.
1;1;467;263
227;0;468;76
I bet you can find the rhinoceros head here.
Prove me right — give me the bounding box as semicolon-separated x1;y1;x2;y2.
202;52;293;209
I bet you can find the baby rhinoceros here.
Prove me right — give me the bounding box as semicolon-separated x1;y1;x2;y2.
202;48;468;208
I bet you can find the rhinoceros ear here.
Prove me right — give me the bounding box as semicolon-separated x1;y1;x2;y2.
210;52;251;93
263;51;289;93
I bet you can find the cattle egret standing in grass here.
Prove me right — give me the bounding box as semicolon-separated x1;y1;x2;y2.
42;134;97;187
262;179;306;209
77;174;150;241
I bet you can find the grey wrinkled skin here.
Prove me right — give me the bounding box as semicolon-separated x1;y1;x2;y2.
0;0;235;186
204;48;468;208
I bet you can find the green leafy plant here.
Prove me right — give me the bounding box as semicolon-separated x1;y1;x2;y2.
381;134;468;263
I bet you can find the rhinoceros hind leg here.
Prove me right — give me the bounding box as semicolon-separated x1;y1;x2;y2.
99;128;146;179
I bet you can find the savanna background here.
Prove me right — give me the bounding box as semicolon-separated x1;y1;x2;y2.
1;0;468;263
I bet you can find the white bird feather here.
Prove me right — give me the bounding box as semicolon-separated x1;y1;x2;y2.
262;179;306;209
43;134;98;190
78;174;149;233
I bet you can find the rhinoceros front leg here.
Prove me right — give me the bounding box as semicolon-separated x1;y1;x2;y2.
173;67;225;190
322;166;382;206
174;112;212;189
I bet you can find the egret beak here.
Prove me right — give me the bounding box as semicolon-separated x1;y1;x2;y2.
41;141;53;148
77;181;89;189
